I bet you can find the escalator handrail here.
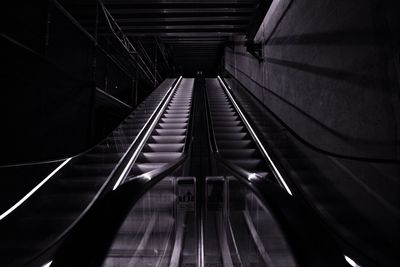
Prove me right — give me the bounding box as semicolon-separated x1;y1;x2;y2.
203;79;349;267
50;159;185;266
48;79;197;266
24;77;183;266
222;74;400;164
110;76;183;190
0;78;176;224
182;80;196;155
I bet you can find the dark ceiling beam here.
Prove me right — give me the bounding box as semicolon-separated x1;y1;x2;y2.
74;11;252;19
106;8;254;15
102;2;255;8
120;25;245;30
113;16;251;23
77;16;251;24
161;38;226;41
125;32;238;37
60;0;262;75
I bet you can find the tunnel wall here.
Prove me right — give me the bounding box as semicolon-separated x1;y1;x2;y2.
225;0;400;159
1;35;131;164
1;1;134;164
1;1;142;164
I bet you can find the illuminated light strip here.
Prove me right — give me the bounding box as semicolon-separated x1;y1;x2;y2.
112;76;183;190
217;76;293;196
41;261;52;267
0;158;72;221
344;255;362;267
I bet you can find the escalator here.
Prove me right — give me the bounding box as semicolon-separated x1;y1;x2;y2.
48;77;347;267
0;78;180;266
222;76;400;266
102;78;195;265
129;78;194;178
206;79;272;182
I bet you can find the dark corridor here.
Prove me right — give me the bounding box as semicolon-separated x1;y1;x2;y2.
1;1;400;267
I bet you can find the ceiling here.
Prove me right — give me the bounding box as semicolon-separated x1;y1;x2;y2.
63;0;264;76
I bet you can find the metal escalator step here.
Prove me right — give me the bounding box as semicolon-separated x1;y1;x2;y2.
169;104;191;107
143;143;184;152
160;117;188;123
217;140;253;149
149;136;186;143
165;110;190;114
163;113;189;118
211;115;239;121
228;159;265;170
137;152;182;163
215;132;248;140
210;111;236;116
213;126;244;133
157;123;188;129
210;106;233;110
212;120;241;127
220;148;258;158
153;129;186;136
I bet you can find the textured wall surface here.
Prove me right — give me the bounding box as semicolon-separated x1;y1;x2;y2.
225;0;400;159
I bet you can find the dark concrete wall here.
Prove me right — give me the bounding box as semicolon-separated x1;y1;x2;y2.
3;1;49;54
225;0;400;159
1;35;131;164
1;1;142;164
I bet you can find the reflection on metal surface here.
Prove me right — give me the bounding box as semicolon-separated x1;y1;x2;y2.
248;173;259;181
104;177;198;267
86;175;296;266
226;176;297;267
41;261;52;267
344;255;362;267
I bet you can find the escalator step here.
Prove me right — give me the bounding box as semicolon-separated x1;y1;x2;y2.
143;143;184;152
153;129;186;136
149;136;186;143
137;152;182;163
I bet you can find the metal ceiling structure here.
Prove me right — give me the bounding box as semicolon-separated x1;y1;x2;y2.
62;0;263;76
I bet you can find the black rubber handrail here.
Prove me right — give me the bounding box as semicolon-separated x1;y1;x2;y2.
222;74;400;164
49;154;188;266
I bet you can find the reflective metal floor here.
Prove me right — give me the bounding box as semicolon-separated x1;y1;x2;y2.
102;176;296;267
